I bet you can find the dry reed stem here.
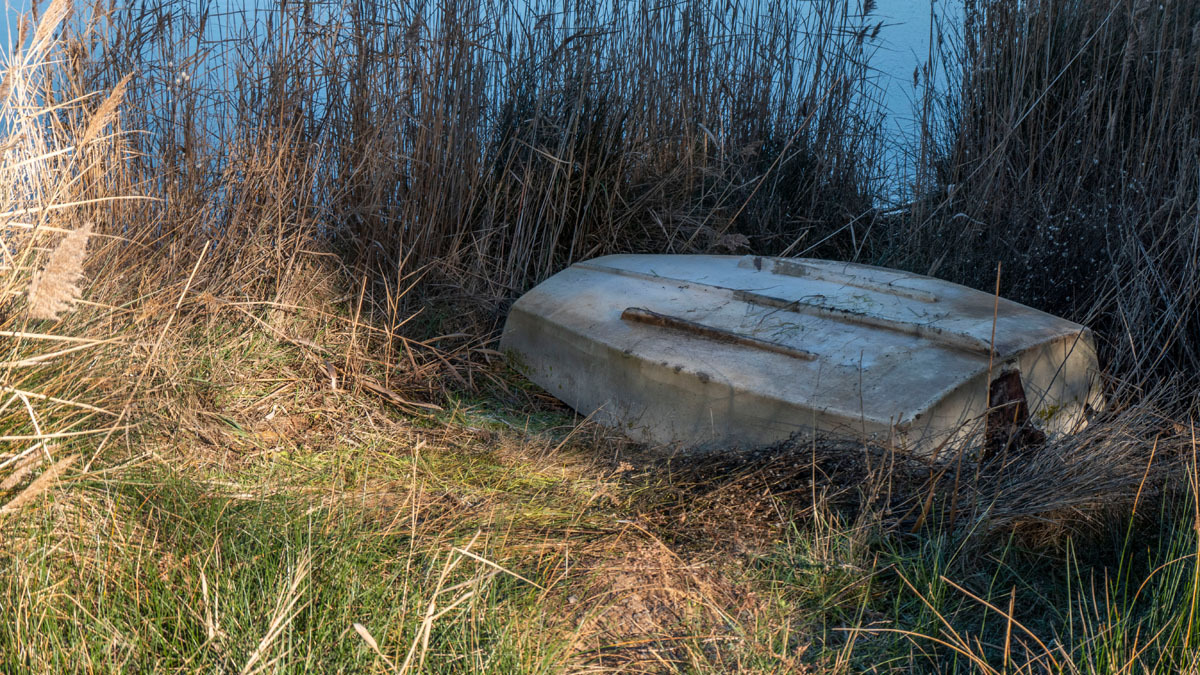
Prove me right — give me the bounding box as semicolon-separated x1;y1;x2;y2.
0;426;132;442
0;331;112;343
0;339;117;367
0;442;44;471
1;196;159;220
0;386;117;416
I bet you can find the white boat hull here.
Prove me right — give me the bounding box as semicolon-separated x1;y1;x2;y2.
501;255;1103;457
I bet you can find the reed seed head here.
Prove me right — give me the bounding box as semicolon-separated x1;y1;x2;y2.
27;221;93;320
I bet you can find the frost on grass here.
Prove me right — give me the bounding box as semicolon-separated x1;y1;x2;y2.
27;221;93;320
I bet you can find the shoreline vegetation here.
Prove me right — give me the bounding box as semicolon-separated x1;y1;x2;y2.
2;0;1198;671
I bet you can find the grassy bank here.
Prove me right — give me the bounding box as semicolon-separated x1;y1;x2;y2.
2;0;1198;671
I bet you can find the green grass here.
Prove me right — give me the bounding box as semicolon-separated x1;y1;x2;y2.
1;306;1192;672
3;350;1199;672
0;465;571;673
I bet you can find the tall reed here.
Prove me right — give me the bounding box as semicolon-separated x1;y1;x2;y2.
897;0;1200;402
0;0;138;503
85;0;886;326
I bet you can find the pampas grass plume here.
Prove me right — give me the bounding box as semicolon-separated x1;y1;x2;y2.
27;221;92;320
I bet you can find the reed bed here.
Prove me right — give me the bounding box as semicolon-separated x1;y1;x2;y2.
1;0;1199;671
892;0;1200;403
0;0;135;513
84;0;886;322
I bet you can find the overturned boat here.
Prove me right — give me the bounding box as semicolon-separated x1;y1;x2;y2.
500;255;1103;457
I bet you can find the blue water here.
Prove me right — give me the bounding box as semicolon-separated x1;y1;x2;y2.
871;0;961;196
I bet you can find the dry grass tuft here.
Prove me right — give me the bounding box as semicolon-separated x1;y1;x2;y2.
640;398;1188;551
565;534;769;671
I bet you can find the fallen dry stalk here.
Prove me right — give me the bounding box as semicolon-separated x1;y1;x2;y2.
0;450;44;491
0;386;117;416
0;452;78;516
0;426;132;443
0;331;113;343
0;338;120;368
